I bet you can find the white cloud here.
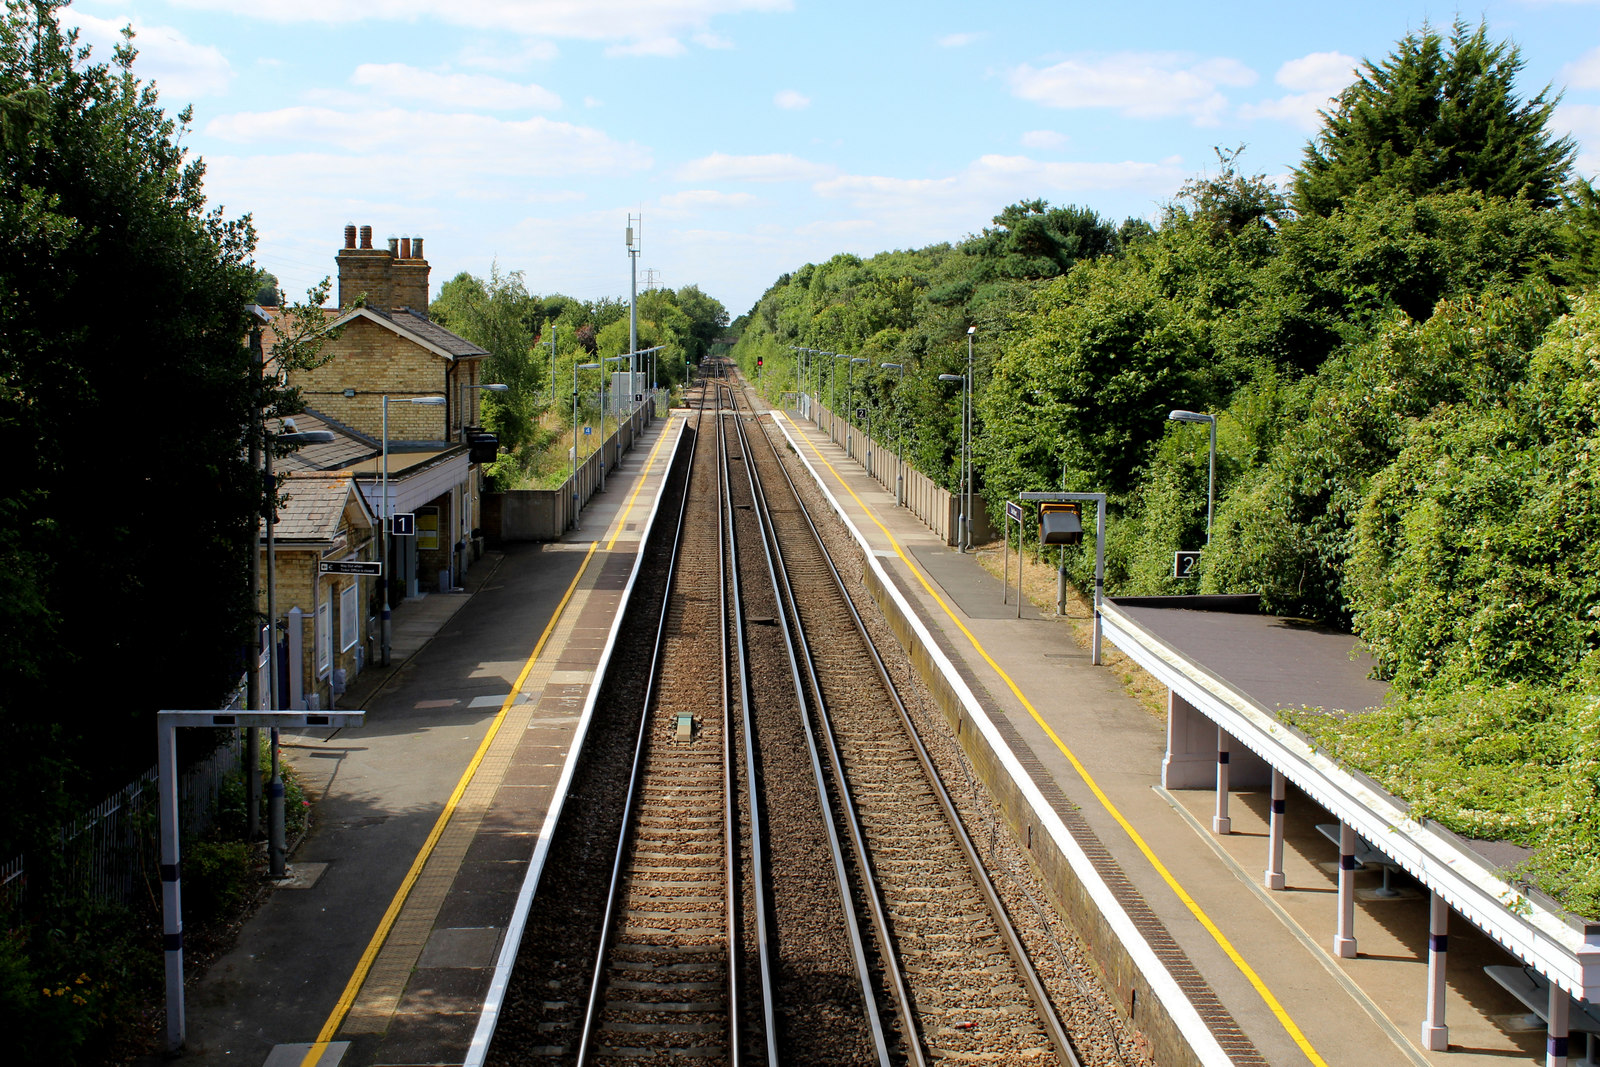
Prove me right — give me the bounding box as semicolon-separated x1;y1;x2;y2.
1559;102;1600;141
1565;46;1600;90
60;9;233;101
349;64;562;110
939;32;984;48
1020;130;1067;150
170;0;790;54
606;37;687;57
675;152;835;183
203;107;649;181
1008;52;1256;126
457;39;561;72
775;89;810;110
693;32;735;49
1275;51;1358;93
1238;51;1356;130
658;189;759;212
813;153;1184;233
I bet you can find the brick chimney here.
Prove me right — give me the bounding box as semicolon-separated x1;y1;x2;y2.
391;233;431;316
335;224;431;316
336;223;394;309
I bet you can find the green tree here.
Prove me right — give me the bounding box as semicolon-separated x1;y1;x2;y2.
1;0;270;827
1294;21;1574;217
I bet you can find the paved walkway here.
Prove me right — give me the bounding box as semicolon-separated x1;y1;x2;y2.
168;412;684;1067
773;405;1551;1067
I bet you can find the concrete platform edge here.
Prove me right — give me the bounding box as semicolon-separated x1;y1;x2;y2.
769;412;1232;1067
464;416;692;1066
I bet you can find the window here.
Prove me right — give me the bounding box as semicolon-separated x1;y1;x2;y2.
316;593;331;677
340;582;359;652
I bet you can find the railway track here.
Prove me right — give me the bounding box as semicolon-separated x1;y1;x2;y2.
488;363;1085;1066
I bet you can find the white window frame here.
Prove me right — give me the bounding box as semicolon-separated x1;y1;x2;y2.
339;582;359;653
316;592;332;677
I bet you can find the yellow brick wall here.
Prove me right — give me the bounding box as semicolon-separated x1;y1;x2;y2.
259;545;373;709
289;318;449;440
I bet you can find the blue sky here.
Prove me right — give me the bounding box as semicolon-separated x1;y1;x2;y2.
63;0;1600;317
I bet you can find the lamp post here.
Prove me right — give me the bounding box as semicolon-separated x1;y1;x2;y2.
262;421;335;879
939;372;971;552
846;357;867;461
380;394;446;669
575;361;600;525
832;355;844;438
540;327;557;404
964;326;976;551
626;217;641;381
604;353;629;486
458;382;508;584
881;363;904;505
1168;409;1217;543
459;381;509;436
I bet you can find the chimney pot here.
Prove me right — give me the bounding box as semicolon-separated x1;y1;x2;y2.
413;236;424;259
344;224;357;249
388;236;399;257
359;225;372;249
400;237;412;259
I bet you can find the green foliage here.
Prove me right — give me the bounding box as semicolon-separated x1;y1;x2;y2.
1287;685;1600;917
1346;292;1600;688
182;839;251;926
1293;21;1574;217
0;894;157;1065
0;0;266;853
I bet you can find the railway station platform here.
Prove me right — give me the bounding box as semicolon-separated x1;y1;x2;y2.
171;410;688;1067
770;402;1570;1067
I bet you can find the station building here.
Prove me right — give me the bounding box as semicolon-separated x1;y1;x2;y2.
258;224;497;709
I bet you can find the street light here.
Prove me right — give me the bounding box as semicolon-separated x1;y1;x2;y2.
603;353;630;487
263;420;335;879
1168;409;1217;543
939;372;971;552
881;363;905;505
574;362;600;525
381;394;446;670
846;357;868;461
964;326;976;551
540;326;557;404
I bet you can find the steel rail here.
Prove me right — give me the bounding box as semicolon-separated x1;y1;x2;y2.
719;388;742;1066
744;409;929;1067
725;388;892;1066
752;407;1083;1067
574;398;729;1064
719;383;780;1065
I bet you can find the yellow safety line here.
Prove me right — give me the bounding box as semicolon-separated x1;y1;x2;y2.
792;426;1329;1067
607;415;678;551
301;417;679;1065
300;542;600;1065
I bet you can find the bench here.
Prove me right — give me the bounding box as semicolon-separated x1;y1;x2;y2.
1315;822;1405;897
1484;964;1600;1064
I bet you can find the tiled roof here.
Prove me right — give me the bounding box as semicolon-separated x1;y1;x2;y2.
271;409;378;473
266;471;372;542
368;306;489;359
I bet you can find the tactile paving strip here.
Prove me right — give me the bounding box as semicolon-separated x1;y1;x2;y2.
889;565;1271;1066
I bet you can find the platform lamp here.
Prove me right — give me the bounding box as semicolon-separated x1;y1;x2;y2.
846;357;868;461
1168;409;1217;543
881;363;905;505
458;382;508;583
262;418;335;879
603;353;630;489
574;362;600;525
938;372;971;552
380;394;446;670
